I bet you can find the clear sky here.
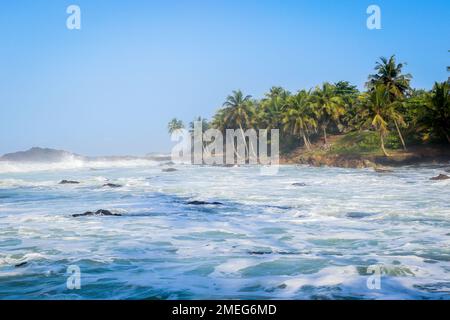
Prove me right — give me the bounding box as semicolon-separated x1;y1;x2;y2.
0;0;448;156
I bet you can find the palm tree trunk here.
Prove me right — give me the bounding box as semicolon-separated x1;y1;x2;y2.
444;131;450;144
238;122;250;161
306;135;312;149
302;133;311;151
394;119;407;151
380;133;390;157
323;127;328;145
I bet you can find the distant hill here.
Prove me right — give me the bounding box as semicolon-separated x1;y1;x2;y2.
0;147;82;163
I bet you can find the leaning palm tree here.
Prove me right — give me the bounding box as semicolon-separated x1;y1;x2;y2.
363;85;392;156
311;83;344;144
167;118;185;135
385;102;408;150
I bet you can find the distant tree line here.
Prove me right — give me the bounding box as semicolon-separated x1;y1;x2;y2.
169;55;449;157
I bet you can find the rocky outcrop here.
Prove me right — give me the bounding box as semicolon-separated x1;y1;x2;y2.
72;209;122;217
374;168;394;173
430;174;450;181
59;180;80;184
102;183;122;188
296;154;375;169
187;201;223;205
15;261;28;268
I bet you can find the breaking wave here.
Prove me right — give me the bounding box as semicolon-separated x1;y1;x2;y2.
0;155;161;174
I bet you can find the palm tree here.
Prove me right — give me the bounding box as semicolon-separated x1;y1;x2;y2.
334;81;359;132
257;95;287;131
420;82;450;143
311;83;344;144
221;90;255;157
265;86;290;100
189;116;210;134
282;90;317;150
362;85;392;156
386;102;408;150
167;118;185;135
367;55;412;99
367;55;412;150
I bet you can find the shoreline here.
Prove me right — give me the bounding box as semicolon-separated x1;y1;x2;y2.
280;139;450;169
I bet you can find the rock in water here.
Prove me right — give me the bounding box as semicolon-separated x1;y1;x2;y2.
430;174;450;181
374;168;393;173
292;183;307;187
73;209;122;217
162;168;177;172
102;183;122;188
15;261;28;268
59;180;80;184
187;201;223;205
347;212;374;219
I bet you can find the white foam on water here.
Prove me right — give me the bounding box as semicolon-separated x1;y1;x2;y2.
0;164;449;299
0;156;160;174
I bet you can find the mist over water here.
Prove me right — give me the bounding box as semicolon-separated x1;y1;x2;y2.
0;160;449;299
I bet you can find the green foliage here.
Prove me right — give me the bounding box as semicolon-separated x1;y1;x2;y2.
330;131;382;155
171;55;449;156
167;118;185;134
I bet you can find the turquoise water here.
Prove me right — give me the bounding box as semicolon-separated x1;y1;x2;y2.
0;162;449;299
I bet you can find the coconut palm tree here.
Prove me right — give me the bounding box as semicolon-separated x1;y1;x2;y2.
221;90;255;157
420;82;450;143
167;118;185;135
189;116;210;134
367;55;411;150
258;95;287;131
367;55;412;99
282;90;317;150
334;81;360;132
362;85;392;156
310;83;344;144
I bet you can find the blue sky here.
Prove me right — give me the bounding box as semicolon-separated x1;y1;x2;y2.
0;0;448;156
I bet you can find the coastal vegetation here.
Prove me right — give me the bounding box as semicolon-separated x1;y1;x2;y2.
169;55;450;166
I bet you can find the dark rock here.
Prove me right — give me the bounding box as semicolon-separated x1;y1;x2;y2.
15;261;28;268
72;209;122;217
430;174;450;181
292;182;307;187
187;201;223;206
374;168;393;173
346;212;374;219
162;168;177;172
248;250;273;255
59;180;80;184
102;183;122;188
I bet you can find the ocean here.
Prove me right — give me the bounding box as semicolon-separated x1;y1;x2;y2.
0;159;449;299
